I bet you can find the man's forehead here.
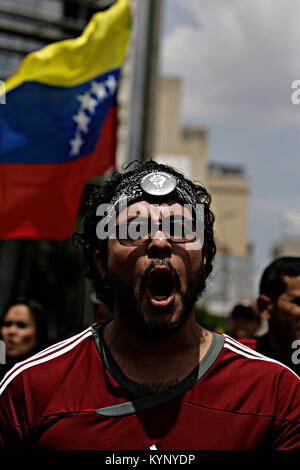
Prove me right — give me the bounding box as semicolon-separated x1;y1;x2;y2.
282;275;300;294
117;200;193;221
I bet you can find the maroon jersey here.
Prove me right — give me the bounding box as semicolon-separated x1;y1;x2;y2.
0;323;300;450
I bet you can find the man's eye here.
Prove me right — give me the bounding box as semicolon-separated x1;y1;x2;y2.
127;221;149;235
128;221;140;228
183;221;194;234
169;221;193;235
126;218;145;225
128;220;146;228
169;221;183;236
16;322;26;328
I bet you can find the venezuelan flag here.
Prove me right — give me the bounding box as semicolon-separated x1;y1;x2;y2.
0;0;131;239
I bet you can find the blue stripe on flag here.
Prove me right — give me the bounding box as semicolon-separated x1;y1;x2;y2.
0;68;120;164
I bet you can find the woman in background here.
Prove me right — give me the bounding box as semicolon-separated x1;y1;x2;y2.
0;297;48;381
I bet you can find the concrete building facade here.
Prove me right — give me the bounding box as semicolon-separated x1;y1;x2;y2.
272;238;300;258
153;76;254;316
153;77;207;181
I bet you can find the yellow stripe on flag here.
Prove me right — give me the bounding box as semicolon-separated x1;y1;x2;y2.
5;0;131;92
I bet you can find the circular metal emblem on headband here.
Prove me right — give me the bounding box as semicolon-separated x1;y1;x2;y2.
140;172;177;196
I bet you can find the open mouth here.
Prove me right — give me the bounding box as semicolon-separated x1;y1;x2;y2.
146;266;177;308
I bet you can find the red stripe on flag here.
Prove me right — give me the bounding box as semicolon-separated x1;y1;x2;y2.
0;106;117;239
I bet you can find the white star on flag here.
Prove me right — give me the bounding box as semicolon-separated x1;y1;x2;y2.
91;81;108;101
69;132;83;156
106;75;117;94
73;109;90;133
77;92;98;114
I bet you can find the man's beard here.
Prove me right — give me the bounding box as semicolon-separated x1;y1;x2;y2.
106;259;206;340
272;304;298;344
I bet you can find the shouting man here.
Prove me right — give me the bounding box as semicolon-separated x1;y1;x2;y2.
0;161;299;450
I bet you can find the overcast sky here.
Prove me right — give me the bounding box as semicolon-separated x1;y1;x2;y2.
159;0;300;289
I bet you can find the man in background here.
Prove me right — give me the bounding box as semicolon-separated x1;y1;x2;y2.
256;256;300;375
228;299;261;342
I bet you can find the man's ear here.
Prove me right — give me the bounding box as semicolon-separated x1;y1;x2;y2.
202;247;207;267
257;294;273;320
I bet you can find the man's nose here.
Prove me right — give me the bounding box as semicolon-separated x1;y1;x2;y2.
146;230;173;259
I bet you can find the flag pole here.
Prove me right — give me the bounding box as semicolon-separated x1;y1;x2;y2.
127;0;162;164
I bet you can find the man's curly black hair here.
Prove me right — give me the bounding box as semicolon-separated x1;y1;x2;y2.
73;160;216;306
